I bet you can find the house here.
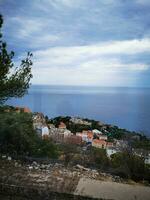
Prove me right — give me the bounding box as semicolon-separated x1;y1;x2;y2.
101;125;107;130
99;135;108;141
92;139;114;149
49;126;73;143
76;131;93;143
49;127;58;135
65;135;82;145
133;148;150;164
15;106;31;113
131;135;140;141
92;129;103;135
50;132;64;143
48;123;55;129
114;139;128;149
23;107;31;113
42;124;49;140
76;132;82;137
106;142;114;148
87;131;93;144
63;129;73;137
58;122;66;129
33;113;46;135
98;121;104;126
106;147;120;158
145;156;150;165
79;130;88;142
79;130;93;143
92;139;107;149
87;131;93;139
70;117;92;125
82;133;88;142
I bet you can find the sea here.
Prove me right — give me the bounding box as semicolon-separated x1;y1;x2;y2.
7;85;150;136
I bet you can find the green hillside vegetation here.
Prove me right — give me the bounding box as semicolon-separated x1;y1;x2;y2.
0;110;58;158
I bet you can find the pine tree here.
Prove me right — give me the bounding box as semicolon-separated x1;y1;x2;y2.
0;15;33;104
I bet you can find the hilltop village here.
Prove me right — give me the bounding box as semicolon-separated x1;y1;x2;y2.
0;105;150;200
1;105;150;166
32;110;150;165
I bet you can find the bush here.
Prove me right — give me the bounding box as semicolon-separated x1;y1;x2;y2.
90;147;110;169
110;152;150;182
0;112;35;155
0;111;58;158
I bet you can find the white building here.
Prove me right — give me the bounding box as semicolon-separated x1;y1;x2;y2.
99;135;108;140
106;148;120;158
92;129;102;135
70;117;91;126
42;125;49;139
64;129;73;137
145;156;150;164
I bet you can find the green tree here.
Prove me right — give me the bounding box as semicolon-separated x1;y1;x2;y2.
0;112;36;156
111;152;150;181
0;15;33;104
0;112;59;158
91;147;110;169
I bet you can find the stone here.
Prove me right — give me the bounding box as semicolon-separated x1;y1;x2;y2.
32;161;37;165
7;156;12;161
2;155;6;159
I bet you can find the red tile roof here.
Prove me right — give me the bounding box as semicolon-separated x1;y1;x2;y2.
59;122;66;129
93;139;106;144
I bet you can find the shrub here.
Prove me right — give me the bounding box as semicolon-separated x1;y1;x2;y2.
0;111;58;158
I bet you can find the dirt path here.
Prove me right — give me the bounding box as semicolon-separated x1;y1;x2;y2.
75;178;150;200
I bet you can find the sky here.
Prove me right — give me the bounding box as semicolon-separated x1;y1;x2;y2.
0;0;150;87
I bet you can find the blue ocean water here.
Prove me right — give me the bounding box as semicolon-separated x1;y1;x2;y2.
7;85;150;135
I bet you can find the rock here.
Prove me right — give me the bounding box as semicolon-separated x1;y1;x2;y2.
47;164;52;169
29;166;33;170
2;155;6;159
7;156;12;161
76;164;90;171
40;164;46;169
34;166;39;170
32;161;37;165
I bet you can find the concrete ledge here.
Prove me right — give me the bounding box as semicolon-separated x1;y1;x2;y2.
0;183;103;200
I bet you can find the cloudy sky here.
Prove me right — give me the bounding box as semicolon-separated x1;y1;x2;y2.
0;0;150;87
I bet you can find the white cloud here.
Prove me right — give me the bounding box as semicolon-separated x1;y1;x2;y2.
6;16;63;48
35;38;150;57
31;38;150;86
136;0;150;5
33;38;150;68
50;0;82;8
9;17;46;38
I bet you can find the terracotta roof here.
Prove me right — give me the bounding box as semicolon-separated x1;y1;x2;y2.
15;106;31;113
59;122;66;128
23;107;31;113
93;139;106;144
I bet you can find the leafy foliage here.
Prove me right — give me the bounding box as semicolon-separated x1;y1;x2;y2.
132;137;150;150
90;147;110;169
107;126;126;139
111;152;150;181
0;111;58;158
0;15;33;104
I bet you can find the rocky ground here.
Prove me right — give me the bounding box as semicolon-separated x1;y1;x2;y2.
0;155;149;200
